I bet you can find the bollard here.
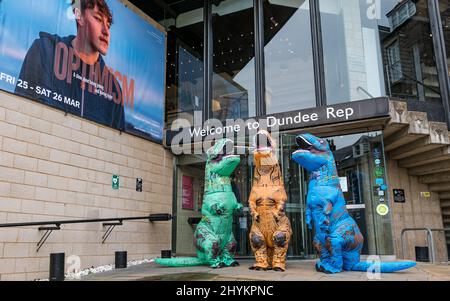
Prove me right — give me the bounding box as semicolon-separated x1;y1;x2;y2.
49;253;65;281
115;251;127;269
161;250;172;258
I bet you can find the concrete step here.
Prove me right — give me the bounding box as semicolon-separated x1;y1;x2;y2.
399;146;450;168
429;182;450;193
442;208;450;216
419;172;450;184
384;111;430;152
440;192;450;199
388;122;449;160
409;160;450;176
441;200;450;208
383;101;410;138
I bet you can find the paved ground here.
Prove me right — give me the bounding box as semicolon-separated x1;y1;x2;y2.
77;259;450;281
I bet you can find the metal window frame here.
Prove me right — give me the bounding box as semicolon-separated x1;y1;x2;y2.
310;0;327;107
203;0;213;122
254;0;266;116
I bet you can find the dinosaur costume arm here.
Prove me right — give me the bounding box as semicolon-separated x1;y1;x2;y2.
306;207;312;230
273;190;288;221
248;191;259;221
202;201;226;216
235;202;243;211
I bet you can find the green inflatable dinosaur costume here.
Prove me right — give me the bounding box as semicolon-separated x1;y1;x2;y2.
155;139;242;268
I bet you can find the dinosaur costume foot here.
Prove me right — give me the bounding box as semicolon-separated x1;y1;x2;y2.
273;267;285;272
212;262;226;269
229;261;240;267
249;265;270;271
315;262;333;274
315;257;344;274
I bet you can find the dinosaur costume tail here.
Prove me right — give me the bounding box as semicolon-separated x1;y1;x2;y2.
350;261;416;273
154;257;203;267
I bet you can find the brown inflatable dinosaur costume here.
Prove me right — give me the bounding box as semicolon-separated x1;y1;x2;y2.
248;130;292;272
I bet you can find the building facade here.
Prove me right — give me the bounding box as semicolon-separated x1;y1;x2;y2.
136;0;450;262
0;0;449;280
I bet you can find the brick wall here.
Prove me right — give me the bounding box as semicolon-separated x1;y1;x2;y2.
0;91;173;280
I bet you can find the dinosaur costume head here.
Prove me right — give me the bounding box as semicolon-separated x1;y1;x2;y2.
292;133;331;172
252;130;280;179
206;138;240;177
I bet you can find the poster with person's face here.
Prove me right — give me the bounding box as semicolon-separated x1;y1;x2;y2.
0;0;166;143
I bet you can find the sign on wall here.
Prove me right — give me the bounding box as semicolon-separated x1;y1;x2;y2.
0;0;166;143
182;176;194;210
393;189;406;203
166;97;390;146
112;174;119;190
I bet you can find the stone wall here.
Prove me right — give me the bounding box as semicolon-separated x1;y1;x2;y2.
387;157;447;262
0;91;173;280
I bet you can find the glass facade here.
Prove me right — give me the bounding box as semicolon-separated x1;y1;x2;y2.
319;0;386;104
211;0;257;120
163;0;205;127
150;0;450;125
381;0;441;103
440;1;450;78
263;0;316;113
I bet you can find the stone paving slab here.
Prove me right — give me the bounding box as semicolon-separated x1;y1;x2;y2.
77;260;450;281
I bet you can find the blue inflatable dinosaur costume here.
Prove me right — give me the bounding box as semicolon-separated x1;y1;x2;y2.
292;133;416;274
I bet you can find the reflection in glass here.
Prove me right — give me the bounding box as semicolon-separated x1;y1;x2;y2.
280;134;314;258
331;132;393;255
320;0;385;104
156;1;205;127
380;0;441;102
441;0;450;78
263;0;316;114
212;0;256;120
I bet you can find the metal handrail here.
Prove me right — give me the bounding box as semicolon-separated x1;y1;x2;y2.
400;228;447;263
0;214;172;252
0;214;172;228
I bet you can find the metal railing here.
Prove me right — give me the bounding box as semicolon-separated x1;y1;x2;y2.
400;227;449;263
0;214;172;252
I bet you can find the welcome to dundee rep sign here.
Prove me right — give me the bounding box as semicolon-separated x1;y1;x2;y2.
166;97;390;147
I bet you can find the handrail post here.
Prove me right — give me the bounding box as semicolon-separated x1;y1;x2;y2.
401;229;406;260
401;228;442;263
425;228;433;263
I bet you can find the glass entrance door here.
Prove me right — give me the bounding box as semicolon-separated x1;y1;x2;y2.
232;135;314;258
280;134;314;258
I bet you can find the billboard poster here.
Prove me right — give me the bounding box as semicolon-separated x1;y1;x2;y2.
0;0;166;143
